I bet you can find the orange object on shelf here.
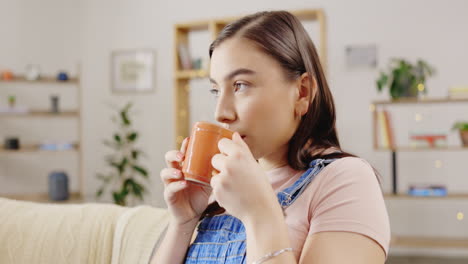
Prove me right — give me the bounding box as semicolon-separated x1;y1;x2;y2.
1;70;14;81
410;134;447;147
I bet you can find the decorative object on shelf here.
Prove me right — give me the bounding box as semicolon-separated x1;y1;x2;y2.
191;57;203;70
178;43;193;70
111;49;155;93
8;95;16;108
452;121;468;146
4;137;20;150
448;86;468;99
25;64;41;81
375;109;395;149
48;171;69;201
409;132;448;148
345;44;377;68
39;142;75;151
56;71;69;81
408;184;447;197
1;70;14;81
96;102;149;206
376;58;435;100
50;95;60;113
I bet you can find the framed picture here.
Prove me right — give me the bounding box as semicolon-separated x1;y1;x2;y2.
111;49;155;93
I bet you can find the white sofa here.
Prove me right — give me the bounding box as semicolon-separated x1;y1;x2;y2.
0;197;170;264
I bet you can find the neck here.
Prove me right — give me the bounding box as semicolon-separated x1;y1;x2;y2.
258;145;289;171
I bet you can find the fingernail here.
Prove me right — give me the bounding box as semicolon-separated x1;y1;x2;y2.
176;152;184;160
173;170;181;178
180;181;186;186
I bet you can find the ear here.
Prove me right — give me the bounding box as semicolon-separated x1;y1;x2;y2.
294;72;316;117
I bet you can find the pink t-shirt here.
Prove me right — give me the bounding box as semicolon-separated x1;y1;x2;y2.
268;157;390;259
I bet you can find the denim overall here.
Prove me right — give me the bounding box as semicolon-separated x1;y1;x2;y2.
184;158;338;264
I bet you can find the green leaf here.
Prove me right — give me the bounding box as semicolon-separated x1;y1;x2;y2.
112;191;125;206
132;165;148;178
131;150;139;160
114;134;121;143
127;132;138;142
376;72;388;92
120;110;130;126
453;122;468;131
96;187;104;198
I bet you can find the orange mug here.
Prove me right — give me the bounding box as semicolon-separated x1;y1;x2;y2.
182;121;234;187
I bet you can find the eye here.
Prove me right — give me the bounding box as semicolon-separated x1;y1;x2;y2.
234;82;249;92
209;88;219;97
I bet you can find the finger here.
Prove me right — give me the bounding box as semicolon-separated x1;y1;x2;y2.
164;180;188;202
217;137;238;156
165;150;183;169
211;153;226;172
164;137;190;168
180;137;190;155
232;132;248;150
160;168;183;186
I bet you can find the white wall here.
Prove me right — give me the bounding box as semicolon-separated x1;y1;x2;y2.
2;0;468;256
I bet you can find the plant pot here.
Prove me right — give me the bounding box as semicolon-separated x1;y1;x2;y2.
460;130;468;146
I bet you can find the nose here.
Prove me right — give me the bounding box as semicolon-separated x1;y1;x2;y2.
214;91;237;125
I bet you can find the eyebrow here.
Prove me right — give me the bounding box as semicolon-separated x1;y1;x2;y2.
209;68;256;85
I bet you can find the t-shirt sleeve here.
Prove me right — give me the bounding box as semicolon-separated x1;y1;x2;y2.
308;157;391;257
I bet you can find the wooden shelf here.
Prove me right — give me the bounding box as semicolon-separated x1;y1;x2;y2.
384;193;468;199
0;144;79;154
175;21;210;31
175;69;209;79
372;97;468;105
1;192;83;204
391;236;468;249
0;110;79;118
0;75;79;84
375;146;468;152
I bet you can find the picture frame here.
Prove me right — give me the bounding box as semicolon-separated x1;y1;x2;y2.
111;49;155;93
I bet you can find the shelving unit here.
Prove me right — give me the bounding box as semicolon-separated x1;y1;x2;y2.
0;71;83;202
373;97;468;250
173;9;327;149
371;97;468;195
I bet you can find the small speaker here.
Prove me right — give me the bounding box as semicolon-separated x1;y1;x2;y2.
48;171;69;201
4;137;20;150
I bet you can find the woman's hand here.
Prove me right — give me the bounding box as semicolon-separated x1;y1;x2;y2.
160;138;212;226
210;132;280;222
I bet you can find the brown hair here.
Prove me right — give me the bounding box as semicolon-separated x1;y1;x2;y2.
202;10;356;218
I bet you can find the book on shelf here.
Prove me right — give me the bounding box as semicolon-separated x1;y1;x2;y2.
376;110;395;149
408;184;447;197
178;43;193;70
39;142;75;151
409;133;447;148
448;86;468;99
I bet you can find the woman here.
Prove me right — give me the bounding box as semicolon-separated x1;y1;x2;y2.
152;10;390;264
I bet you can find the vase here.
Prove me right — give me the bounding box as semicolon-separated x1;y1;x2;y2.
48;171;69;201
460;130;468;146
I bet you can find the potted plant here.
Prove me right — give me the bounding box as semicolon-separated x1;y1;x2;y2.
376;59;435;100
96;102;149;206
452;121;468;147
8;95;16;108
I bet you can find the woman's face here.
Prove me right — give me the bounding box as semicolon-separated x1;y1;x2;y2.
209;37;301;168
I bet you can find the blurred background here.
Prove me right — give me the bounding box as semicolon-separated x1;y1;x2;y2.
0;1;467;263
